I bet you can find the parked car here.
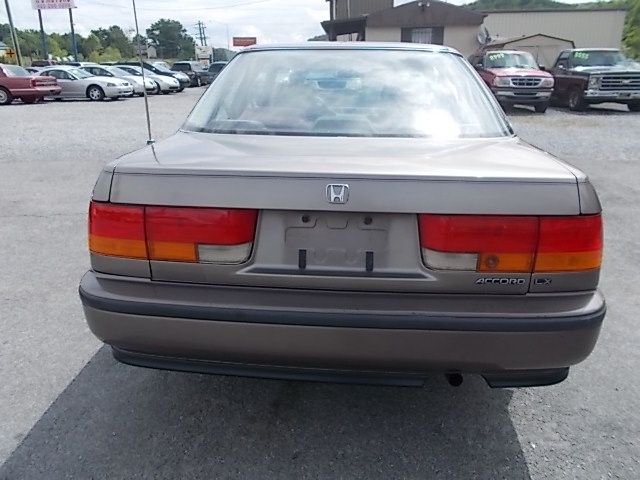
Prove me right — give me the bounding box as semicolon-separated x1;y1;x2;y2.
469;49;554;113
0;63;61;105
172;61;215;87
550;48;640;111
119;60;189;91
82;64;156;96
38;65;133;101
80;43;605;389
207;61;228;80
31;59;58;67
114;64;180;94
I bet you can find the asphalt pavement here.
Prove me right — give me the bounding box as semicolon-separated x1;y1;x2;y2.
1;90;638;479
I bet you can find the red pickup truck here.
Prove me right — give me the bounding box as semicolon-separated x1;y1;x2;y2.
469;50;555;113
0;63;61;105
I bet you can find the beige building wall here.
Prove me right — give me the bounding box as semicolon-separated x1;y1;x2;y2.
365;26;402;42
483;10;626;49
365;25;478;56
502;35;575;67
443;25;481;57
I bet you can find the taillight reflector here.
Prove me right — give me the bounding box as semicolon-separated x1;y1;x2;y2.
419;214;602;273
88;202;257;264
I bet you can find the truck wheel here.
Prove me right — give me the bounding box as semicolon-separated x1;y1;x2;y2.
535;102;549;113
628;102;640;112
568;88;586;112
0;87;13;106
87;85;105;101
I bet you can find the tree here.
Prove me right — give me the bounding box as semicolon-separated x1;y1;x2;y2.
82;34;102;58
623;0;640;58
90;26;133;58
146;19;195;59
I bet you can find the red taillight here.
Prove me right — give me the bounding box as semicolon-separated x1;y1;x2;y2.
535;216;602;272
89;202;257;264
419;214;602;273
89;203;147;259
145;207;257;263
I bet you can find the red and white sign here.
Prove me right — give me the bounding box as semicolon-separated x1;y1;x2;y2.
31;0;76;10
233;37;257;47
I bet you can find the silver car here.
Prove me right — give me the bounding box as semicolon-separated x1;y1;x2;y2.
114;64;180;94
80;43;605;388
39;65;133;100
82;64;156;96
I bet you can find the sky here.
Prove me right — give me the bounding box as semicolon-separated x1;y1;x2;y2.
3;0;593;48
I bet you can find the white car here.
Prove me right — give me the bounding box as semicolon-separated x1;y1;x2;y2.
81;64;156;96
114;64;180;94
39;66;133;101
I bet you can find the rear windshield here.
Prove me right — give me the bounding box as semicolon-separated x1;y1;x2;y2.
3;65;30;77
172;63;191;72
184;49;510;138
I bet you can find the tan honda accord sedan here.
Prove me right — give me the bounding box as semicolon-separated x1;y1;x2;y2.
79;43;605;388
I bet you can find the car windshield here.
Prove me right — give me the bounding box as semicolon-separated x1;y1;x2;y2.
106;66;134;77
184;49;510;139
172;63;191;71
572;50;632;67
485;51;538;69
70;68;93;79
153;61;173;72
2;65;30;77
117;65;142;76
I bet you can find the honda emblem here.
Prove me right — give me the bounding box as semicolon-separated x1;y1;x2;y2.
326;184;349;204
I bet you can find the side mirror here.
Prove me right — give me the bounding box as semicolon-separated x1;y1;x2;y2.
557;64;565;70
475;63;483;69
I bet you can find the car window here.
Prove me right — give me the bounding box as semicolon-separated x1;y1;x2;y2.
209;63;226;74
2;65;30;77
46;70;70;80
184;49;511;139
172;63;191;72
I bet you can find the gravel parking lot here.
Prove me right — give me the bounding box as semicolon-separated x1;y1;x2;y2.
1;90;639;479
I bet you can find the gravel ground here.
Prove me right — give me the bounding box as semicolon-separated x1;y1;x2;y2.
0;92;638;479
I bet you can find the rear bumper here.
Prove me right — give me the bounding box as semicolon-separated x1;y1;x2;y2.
79;271;605;385
12;86;61;97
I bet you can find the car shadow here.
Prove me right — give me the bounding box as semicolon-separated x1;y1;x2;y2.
0;347;531;480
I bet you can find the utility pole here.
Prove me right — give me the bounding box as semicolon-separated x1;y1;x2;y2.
195;21;208;47
3;0;23;66
68;7;79;60
37;9;48;60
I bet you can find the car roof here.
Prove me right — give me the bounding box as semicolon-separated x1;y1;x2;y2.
242;42;460;55
40;65;77;70
568;48;620;52
482;49;530;55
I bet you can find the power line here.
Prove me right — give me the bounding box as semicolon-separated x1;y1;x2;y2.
90;0;274;12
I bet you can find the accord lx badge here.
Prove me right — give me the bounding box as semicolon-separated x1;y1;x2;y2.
326;184;349;204
476;278;526;285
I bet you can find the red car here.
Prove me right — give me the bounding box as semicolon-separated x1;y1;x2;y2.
469;50;554;113
0;63;61;105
